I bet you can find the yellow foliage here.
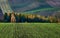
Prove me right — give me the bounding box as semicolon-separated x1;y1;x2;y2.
27;14;35;19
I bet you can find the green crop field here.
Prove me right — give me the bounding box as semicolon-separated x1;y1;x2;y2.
0;23;60;38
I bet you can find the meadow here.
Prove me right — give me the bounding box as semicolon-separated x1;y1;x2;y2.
0;23;60;38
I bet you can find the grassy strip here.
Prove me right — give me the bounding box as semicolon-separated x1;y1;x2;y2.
0;23;60;38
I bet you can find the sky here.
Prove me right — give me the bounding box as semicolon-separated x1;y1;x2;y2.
0;0;60;16
8;0;52;12
8;0;60;12
8;0;60;16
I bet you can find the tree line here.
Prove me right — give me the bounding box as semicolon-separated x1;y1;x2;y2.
0;12;60;23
